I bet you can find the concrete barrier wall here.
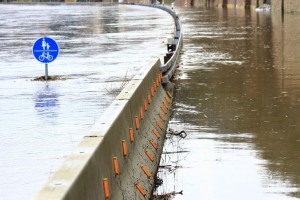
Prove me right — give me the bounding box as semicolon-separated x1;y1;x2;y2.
33;4;181;199
34;58;173;200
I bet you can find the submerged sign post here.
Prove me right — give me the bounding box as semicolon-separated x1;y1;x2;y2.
32;37;59;80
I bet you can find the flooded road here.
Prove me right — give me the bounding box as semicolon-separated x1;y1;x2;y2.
156;6;300;200
0;4;173;200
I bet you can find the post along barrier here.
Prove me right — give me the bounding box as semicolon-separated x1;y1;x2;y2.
33;58;173;200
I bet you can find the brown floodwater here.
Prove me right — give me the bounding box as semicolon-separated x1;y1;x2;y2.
155;5;300;200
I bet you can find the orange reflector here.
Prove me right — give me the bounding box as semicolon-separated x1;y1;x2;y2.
165;96;171;104
152;129;161;139
163;101;169;109
143;99;148;111
167;91;173;98
103;178;110;199
135;183;147;197
135;116;139;130
147;94;151;104
159;113;165;122
149;139;158;150
141;165;152;178
161;106;167;114
129;128;134;143
145;151;155;162
156;121;163;130
122;140;127;157
140;108;144;120
156;77;159;87
113;157;119;176
150;87;154;97
153;82;156;92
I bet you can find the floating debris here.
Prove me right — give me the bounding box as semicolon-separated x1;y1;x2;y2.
168;128;187;138
151;190;183;200
32;75;67;81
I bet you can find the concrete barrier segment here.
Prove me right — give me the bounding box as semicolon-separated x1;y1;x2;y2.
34;57;173;200
33;135;104;200
86;100;128;137
131;58;161;80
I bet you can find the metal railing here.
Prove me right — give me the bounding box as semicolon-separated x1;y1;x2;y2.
139;4;183;83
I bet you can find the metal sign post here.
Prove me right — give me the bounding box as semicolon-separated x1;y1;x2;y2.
45;63;48;80
32;37;59;80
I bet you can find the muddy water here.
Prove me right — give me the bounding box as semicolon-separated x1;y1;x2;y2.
156;7;300;200
0;4;173;200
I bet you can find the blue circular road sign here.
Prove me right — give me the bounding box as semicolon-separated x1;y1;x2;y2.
32;37;59;64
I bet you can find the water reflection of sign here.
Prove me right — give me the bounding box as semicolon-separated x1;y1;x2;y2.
35;86;59;118
32;37;59;64
35;86;58;108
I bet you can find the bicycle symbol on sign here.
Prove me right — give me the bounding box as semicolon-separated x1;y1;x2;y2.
39;52;53;62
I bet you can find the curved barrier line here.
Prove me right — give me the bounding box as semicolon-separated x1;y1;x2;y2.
33;4;181;200
137;4;183;84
